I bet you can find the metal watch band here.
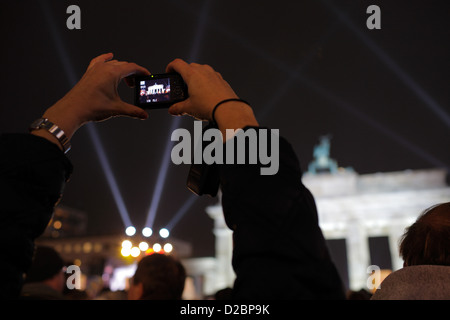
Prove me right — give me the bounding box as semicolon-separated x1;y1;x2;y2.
29;118;71;153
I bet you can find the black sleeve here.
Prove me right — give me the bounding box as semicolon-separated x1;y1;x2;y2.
219;127;345;299
0;133;73;298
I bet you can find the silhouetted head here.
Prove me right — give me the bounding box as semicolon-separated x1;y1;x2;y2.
399;202;450;267
128;253;186;300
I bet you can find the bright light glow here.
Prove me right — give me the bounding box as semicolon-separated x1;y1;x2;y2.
121;247;131;257
53;220;62;230
153;243;162;252
125;226;136;236
159;228;170;238
163;243;173;253
166;194;197;231
130;247;141;257
109;264;137;292
122;240;132;249
142;227;152;237
139;241;149;251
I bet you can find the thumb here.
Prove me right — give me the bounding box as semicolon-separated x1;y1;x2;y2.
168;100;189;116
117;102;149;120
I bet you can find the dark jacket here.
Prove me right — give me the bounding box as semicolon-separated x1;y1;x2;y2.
371;265;450;300
0;133;72;299
219;128;345;299
0;130;344;299
20;282;67;300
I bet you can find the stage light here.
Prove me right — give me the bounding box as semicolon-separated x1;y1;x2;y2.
142;227;152;237
125;226;136;236
153;243;162;252
139;241;149;252
159;228;170;239
130;247;141;258
163;243;173;253
121;240;132;249
121;247;131;257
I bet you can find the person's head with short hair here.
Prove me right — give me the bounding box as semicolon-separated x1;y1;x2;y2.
399;202;450;267
24;245;66;295
128;253;186;300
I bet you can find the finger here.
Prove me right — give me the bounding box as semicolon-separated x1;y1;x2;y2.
124;69;152;88
88;53;114;70
216;72;224;80
124;76;135;88
117;102;149;120
166;58;190;76
117;62;150;80
168;100;188;116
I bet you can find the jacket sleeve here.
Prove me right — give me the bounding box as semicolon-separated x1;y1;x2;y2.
219;127;345;299
0;133;73;298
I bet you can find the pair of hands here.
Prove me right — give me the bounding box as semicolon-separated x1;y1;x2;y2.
39;53;256;146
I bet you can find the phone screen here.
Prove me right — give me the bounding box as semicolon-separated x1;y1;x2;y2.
135;73;187;109
138;77;171;104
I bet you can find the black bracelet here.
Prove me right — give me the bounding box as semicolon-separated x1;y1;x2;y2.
211;98;251;124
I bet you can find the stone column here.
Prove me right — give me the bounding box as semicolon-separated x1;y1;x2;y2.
206;199;235;291
346;219;371;291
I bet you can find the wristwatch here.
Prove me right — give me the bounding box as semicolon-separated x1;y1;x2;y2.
29;118;71;153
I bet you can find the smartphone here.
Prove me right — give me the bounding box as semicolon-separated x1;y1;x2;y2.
134;73;188;109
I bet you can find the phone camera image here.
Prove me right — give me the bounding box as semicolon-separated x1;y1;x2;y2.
134;73;187;109
139;78;171;104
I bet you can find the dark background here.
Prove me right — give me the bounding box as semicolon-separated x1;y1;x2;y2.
1;0;449;257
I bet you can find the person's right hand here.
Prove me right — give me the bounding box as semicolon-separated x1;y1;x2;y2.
166;59;259;137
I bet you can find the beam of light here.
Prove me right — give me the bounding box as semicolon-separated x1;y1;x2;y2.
165;194;198;231
295;74;450;170
320;0;450;128
144;0;211;229
40;1;134;228
178;3;447;171
143;118;179;229
87;124;133;228
84;124;134;230
39;1;78;86
257;20;341;121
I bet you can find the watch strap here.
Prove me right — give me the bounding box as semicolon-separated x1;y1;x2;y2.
29;118;71;153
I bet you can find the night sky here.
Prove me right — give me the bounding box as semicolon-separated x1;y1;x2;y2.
1;0;449;257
